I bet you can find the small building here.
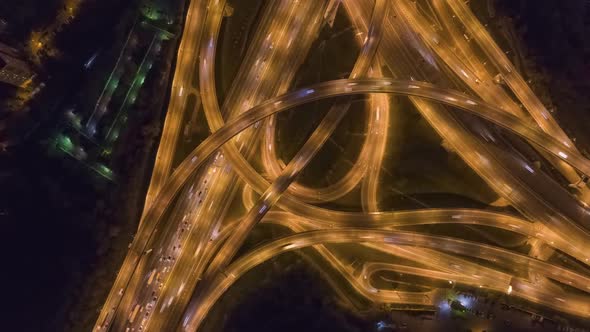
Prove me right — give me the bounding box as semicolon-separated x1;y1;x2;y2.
0;42;35;87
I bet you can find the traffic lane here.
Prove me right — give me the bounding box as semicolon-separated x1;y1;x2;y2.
100;78;590;329
136;78;590;264
149;0;326;329
202;0;388;277
143;0;208;211
170;81;587;228
261;0;390;203
182;228;590;330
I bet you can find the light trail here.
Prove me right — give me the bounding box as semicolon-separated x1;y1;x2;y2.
434;0;589;202
96;77;590;330
142;0;209;217
200;0;388;283
94;3;590;331
143;0;328;331
182;228;590;330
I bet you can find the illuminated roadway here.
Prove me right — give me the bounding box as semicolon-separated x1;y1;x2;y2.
97;78;590;330
198;0;388;286
144;1;330;330
93;1;590;331
99;1;332;331
182;228;590;330
97;77;590;331
143;0;209;216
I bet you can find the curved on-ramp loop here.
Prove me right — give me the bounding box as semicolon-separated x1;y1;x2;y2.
201;0;389;281
133;77;590;284
107;78;590;332
181;228;590;330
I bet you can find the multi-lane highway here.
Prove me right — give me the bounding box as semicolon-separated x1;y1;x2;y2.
93;1;590;331
142;0;208;217
181;228;590;330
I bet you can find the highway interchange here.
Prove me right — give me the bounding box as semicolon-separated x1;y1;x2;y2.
94;1;590;331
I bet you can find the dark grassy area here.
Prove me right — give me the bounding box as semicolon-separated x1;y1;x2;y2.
374;98;497;211
0;1;185;331
275;6;362;187
0;147;100;332
200;251;374;332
